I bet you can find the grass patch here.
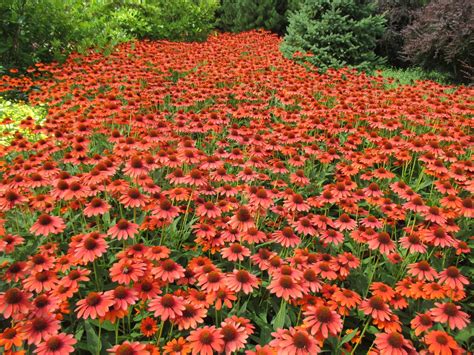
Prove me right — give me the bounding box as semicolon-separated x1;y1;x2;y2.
375;66;453;87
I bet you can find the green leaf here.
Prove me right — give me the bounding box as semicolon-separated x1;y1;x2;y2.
74;324;84;342
339;328;358;345
273;300;287;330
90;319;115;332
84;320;101;353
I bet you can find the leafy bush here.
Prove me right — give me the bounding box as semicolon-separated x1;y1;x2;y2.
281;0;386;71
402;0;474;83
0;0;219;71
149;0;219;42
0;97;46;145
0;0;76;70
375;0;427;67
217;0;301;35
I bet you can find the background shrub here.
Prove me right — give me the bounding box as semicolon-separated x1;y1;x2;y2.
0;0;219;71
0;0;76;70
402;0;474;83
281;0;386;71
149;0;219;42
375;0;427;67
217;0;302;35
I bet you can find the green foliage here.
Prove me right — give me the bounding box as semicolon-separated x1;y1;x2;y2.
0;0;76;69
217;0;302;34
0;98;47;145
281;0;386;71
148;0;219;42
0;0;219;71
376;66;451;86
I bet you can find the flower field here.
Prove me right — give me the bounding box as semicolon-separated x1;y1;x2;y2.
0;30;472;354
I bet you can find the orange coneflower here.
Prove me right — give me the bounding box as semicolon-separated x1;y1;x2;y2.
134;278;161;301
152;198;180;220
2;234;25;254
123;156;149;178
23;314;60;345
303;304;342;338
108;286;138;311
186;326;224;355
220;318;249;354
0;189;28;211
373;331;414;355
272;227;301;248
30;214;65;237
333;288;361;311
23;270;58;293
0;326;24;350
423;226;455;247
424;330;461;355
360;295;392;321
153;259;185;283
196;200;222;219
407;260;438;281
148;294;185;321
107;341;148;355
292;216;317;236
301;267;322;293
225;269;260;294
109;259;146;285
270;327;320;354
145;245;170;261
268;275;304;301
107;219;139;240
119;188;148;208
83;198;110;217
245;344;276;354
163;337;191;355
75;291;114;320
228;206;255;232
399;232;427;253
175;302;207;330
32;293;61;316
240;227;267;244
212;288;237;310
73;232;108;263
284;193;310;212
360;215;383;229
459;197;473;217
0;288;31;319
319;229;344;246
28;253;54;272
370;282;395;302
334;213;357;231
197;270;226;292
438;266;469;290
140;317;158;337
367;232;396;255
430;302;470;330
314;261;338;280
34;333;77;355
221;243;251;262
59;268;90;288
410;312;433;336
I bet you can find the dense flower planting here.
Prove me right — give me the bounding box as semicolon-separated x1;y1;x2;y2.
0;30;472;354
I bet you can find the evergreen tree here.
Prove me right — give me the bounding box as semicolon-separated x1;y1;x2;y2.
281;0;386;71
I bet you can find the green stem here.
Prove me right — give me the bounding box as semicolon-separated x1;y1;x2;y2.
350;318;370;355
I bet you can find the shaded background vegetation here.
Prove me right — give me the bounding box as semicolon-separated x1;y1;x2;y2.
0;0;472;83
